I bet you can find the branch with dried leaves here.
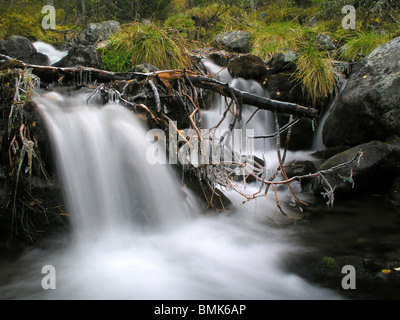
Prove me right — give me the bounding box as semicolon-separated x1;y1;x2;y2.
0;54;319;119
2;55;363;221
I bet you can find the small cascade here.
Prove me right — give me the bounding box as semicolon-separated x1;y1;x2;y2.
33;41;68;65
35;94;191;239
312;78;349;151
0;91;340;300
201;59;275;158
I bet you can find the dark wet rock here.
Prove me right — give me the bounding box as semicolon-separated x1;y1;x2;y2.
313;140;400;198
266;49;297;74
214;30;252;53
312;145;351;160
389;175;400;206
263;73;305;105
323;36;400;148
0;36;36;59
280;116;314;151
285;159;316;188
24;52;50;66
227;54;268;81
313;255;367;279
0;36;50;66
208;50;232;67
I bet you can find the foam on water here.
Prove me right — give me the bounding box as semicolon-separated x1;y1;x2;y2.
0;74;340;300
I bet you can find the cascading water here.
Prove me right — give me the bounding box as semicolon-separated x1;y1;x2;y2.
312;78;349;151
200;59;276;165
0;91;340;300
0;53;341;299
37;94;191;239
33;42;68;65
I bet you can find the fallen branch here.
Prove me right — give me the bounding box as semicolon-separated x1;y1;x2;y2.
0;55;319;119
188;75;318;119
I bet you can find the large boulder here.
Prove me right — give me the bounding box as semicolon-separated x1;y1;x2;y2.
214;30;252;53
52;44;101;68
0;36;36;59
0;36;50;65
313;140;400;199
323;37;400;147
76;21;120;45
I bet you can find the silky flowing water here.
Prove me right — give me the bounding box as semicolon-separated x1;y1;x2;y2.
32;42;68;65
0;91;340;299
0;55;399;300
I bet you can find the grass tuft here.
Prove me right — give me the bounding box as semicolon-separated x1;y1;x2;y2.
99;22;193;72
293;41;336;106
339;30;391;61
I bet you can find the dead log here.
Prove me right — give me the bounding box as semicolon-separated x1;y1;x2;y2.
0;54;318;119
187;75;318;119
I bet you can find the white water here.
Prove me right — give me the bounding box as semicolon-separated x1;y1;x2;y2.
201;60;275;160
0;57;341;299
33;41;68;65
312;78;349;151
0;92;340;300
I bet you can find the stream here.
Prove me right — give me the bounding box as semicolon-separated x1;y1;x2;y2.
0;48;399;300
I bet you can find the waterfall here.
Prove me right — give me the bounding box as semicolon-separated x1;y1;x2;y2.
201;59;275;157
35;94;191;240
0;74;340;300
33;42;68;65
312;78;349;151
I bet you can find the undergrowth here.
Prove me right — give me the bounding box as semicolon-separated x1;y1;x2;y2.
0;3;77;43
98;22;195;72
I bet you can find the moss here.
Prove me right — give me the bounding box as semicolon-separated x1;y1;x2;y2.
322;256;338;269
164;14;196;38
0;5;76;43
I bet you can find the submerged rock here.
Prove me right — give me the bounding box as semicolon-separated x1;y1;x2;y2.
323;36;400;147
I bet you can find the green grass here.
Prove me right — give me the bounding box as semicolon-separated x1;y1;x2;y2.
99;22;194;72
293;41;336;106
250;20;302;60
339;30;391;61
0;5;77;43
164;13;196;38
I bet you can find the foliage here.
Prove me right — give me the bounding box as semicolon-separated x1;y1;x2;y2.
164;13;196;38
250;20;302;59
0;1;75;42
99;22;194;72
339;30;391;60
293;40;336;106
0;5;46;41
